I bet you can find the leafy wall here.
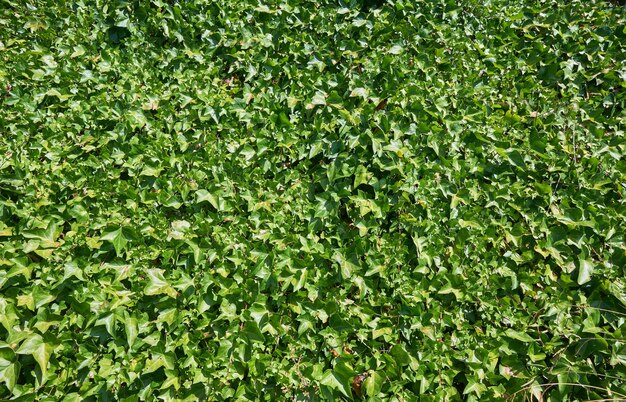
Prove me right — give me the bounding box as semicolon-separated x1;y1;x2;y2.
1;0;625;400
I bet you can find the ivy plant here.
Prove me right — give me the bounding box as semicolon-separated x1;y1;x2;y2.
1;0;625;400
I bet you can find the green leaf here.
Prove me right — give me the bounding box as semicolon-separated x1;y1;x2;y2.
124;314;138;348
320;369;351;397
16;334;52;380
389;45;404;54
577;259;594;285
364;372;384;397
311;92;327;106
349;87;368;99
354;165;369;188
504;329;534;343
0;349;19;392
95;313;116;337
390;344;411;366
144;269;178;298
100;227;128;256
463;378;487;397
196;190;219;210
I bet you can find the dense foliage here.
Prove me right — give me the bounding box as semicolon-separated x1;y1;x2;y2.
1;0;626;400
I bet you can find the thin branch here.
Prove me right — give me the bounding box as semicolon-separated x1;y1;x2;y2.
585;399;626;402
511;382;626;400
572;304;626;318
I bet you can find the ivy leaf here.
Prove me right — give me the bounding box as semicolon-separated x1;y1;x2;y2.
0;349;19;392
577;259;595;285
364;372;384;397
354;165;369;188
390;344;411;366
320;369;351;397
196;190;219;210
125;314;138;349
16;334;52;380
464;378;487;397
349;87;368;99
100;227;129;256
144;269;178;298
389;44;404;54
505;329;535;343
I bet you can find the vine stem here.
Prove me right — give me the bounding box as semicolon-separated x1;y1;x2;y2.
509;381;626;400
573;122;577;164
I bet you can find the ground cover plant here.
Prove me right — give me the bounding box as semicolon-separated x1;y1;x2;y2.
1;0;625;400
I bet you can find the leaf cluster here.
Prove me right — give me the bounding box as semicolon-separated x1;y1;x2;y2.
0;0;625;400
